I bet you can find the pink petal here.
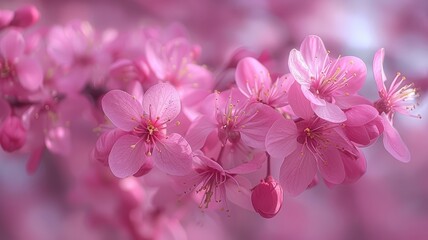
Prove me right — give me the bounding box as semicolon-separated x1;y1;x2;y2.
227;154;265;174
301;86;326;106
0;29;24;60
373;48;387;92
334;95;372;109
225;175;253;211
343;149;367;184
268;74;293;108
266;118;298;160
235;57;272;98
288;49;311;86
145;40;166;79
109;134;146;178
185;115;216;150
16;57;43;91
239;103;280;150
47;26;74;67
280;147;317;196
288;81;314;119
345;126;371;146
196;153;224;172
381;115;410;162
312;102;347;123
299;35;328;75
345;105;379;126
143;83;181;123
317;147;345;184
330;56;366;95
102;90;142;131
153;133;193;176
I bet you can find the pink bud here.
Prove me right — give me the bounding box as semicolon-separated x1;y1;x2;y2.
10;5;40;28
0;10;14;29
0;116;26;152
251;176;283;218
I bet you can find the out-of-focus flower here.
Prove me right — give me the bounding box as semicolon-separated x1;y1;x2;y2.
288;35;367;123
101;83;193;177
373;48;421;162
0;115;26;152
0;29;43;95
251;176;283;218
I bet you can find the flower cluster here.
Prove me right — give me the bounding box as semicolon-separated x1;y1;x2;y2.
0;4;421;224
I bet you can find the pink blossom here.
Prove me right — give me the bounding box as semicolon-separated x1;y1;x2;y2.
0;29;43;94
288;35;367;123
0;116;27;152
235;57;292;107
179;152;258;212
251;176;283;218
145;37;213;108
186;88;279;152
266;116;361;196
47;21;111;93
101;83;193;177
373;48;420;162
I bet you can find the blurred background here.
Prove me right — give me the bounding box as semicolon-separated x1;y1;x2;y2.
0;0;427;239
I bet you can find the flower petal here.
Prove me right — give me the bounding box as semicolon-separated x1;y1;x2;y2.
0;29;25;60
185;115;216;150
381;115;410;162
300;35;328;75
225;175;253;211
301;86;326;106
288;49;310;86
373;48;387;92
239;103;280;150
329;56;366;95
288;81;314;119
235;57;272;98
102;90;142;131
280;147;317;196
266;118;298;160
145;40;166;79
16;57;43;91
109;134;146;178
143;83;181;123
317;147;345;184
153;133;193;176
312;102;347;123
345;105;379;126
342;149;367;184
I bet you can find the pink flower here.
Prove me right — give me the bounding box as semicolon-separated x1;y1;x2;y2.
186;88;279;152
0;116;26;152
102;83;193;177
145;37;213;108
9;5;39;28
266;116;362;196
47;21;111;93
235;57;291;107
251;176;283;218
0;29;43;94
288;35;367;123
179;152;258;212
373;48;420;162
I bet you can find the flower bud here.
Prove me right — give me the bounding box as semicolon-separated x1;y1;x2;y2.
0;116;26;152
251;176;283;218
10;5;39;28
